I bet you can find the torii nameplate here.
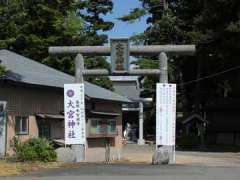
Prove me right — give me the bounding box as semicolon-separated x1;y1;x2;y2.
110;38;130;73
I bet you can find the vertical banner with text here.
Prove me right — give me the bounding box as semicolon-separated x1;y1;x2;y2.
156;83;176;146
64;84;86;145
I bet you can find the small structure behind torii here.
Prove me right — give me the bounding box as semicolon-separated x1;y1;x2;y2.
110;76;147;145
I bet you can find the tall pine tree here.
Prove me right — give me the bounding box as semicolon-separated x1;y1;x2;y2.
0;0;114;89
120;0;240;111
119;0;240;134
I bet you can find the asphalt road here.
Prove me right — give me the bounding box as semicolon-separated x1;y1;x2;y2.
2;163;240;180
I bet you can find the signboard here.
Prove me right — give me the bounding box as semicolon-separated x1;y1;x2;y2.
110;38;129;72
64;84;86;145
156;83;176;146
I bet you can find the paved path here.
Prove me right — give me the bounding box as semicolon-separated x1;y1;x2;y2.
1;145;240;179
3;164;240;180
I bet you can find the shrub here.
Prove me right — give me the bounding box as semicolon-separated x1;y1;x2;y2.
0;64;6;76
12;137;57;162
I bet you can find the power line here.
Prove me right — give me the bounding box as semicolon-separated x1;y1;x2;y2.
179;65;240;86
140;3;240;86
143;1;167;10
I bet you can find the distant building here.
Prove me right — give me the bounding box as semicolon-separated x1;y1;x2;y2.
0;50;131;161
110;76;151;145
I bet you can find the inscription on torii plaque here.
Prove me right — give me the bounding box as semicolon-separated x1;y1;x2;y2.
110;38;129;73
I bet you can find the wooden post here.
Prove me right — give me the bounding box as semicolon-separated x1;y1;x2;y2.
72;53;86;162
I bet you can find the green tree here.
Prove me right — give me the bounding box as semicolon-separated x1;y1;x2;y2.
121;0;240;112
84;56;113;90
80;0;114;45
0;0;114;89
78;0;114;89
119;0;240;136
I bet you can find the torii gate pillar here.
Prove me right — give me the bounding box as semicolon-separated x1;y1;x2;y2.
138;101;145;145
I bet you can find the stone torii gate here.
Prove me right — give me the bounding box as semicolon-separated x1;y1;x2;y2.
49;38;195;164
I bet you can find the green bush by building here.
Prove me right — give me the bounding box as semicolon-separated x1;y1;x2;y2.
13;137;57;162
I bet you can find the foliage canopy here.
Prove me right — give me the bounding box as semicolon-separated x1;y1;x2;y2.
0;0;114;89
120;0;240;134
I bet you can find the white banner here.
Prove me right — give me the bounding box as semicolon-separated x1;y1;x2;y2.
156;83;176;146
64;84;86;145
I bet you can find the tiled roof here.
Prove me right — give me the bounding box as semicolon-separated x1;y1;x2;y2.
0;50;131;103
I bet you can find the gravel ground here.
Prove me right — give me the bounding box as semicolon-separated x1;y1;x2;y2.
121;144;240;167
2;144;240;179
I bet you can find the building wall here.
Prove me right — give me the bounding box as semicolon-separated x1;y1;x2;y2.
1;83;124;158
86;99;123;160
6;114;38;156
93;100;123;149
111;80;140;101
0;83;63;116
50;120;64;139
37;118;64;139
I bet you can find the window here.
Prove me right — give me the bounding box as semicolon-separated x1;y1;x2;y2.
15;116;28;135
39;124;51;139
89;119;117;135
90;119;101;134
108;119;117;134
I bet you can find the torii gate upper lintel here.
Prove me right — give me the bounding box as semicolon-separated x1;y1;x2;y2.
49;43;195;76
49;45;195;56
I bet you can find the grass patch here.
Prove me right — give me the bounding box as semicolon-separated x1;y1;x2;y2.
0;159;69;177
0;160;21;176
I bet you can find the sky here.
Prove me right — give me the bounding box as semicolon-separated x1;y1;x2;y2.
101;0;148;41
